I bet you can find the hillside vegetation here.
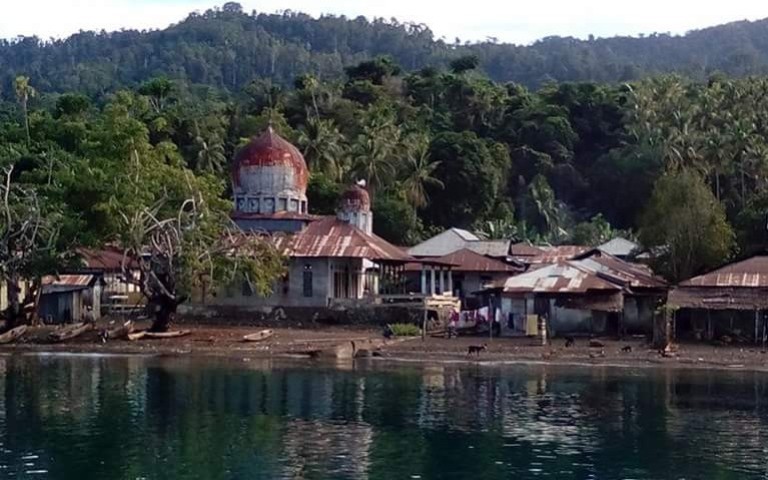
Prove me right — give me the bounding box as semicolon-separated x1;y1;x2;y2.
2;3;768;97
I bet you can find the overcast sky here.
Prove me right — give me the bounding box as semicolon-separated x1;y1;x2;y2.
2;0;766;45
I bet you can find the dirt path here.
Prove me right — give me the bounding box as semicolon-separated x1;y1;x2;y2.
2;322;768;372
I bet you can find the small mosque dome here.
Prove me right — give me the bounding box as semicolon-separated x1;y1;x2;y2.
339;181;371;213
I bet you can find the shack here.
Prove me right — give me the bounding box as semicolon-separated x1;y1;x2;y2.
479;250;667;337
40;275;105;324
668;255;768;343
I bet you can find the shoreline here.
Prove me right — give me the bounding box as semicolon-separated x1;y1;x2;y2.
2;323;768;374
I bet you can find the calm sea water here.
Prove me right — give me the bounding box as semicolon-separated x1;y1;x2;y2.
0;354;767;480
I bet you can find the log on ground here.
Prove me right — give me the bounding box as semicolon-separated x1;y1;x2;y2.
48;323;93;343
0;325;28;344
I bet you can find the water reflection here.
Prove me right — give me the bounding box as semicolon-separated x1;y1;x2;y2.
1;355;767;479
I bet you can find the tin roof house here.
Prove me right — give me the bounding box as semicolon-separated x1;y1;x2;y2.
480;249;667;337
668;255;768;343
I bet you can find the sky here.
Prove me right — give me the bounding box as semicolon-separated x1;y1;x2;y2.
1;0;766;45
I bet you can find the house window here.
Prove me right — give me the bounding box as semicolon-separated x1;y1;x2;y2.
278;198;287;211
303;265;313;297
289;199;299;212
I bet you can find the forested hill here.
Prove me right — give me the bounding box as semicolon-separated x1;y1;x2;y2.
2;2;768;98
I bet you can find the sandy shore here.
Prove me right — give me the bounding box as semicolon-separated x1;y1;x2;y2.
2;322;768;372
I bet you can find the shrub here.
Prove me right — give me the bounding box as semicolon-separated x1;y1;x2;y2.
389;323;421;337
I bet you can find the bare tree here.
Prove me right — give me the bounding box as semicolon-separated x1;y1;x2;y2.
0;166;60;330
119;190;284;332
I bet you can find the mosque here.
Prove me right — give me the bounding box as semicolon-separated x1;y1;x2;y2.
206;127;449;309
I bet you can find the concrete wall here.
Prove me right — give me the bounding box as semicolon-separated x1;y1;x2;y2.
204;258;369;309
178;303;427;328
494;294;656;337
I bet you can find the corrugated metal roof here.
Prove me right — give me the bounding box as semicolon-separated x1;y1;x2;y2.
79;247;137;271
669;286;768;310
42;274;97;287
598;237;640;257
575;252;667;290
679;256;768;287
509;243;546;258
406;248;521;273
407;228;480;257
466;240;511;258
527;245;590;265
497;262;621;294
275;217;414;262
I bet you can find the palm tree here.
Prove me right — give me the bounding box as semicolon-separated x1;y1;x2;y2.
351;108;400;197
401;134;443;209
297;116;346;180
193;123;227;173
14;76;36;145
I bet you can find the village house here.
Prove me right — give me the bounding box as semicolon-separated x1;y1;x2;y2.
479;249;667;337
668;255;768;344
76;247;143;313
189;127;455;318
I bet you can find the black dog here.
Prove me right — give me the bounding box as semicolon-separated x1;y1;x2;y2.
564;336;575;348
621;345;632;353
467;344;487;356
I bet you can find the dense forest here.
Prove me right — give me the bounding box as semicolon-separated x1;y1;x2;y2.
2;3;768;98
2;3;768;330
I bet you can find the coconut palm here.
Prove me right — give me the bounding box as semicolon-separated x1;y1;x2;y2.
400;134;443;209
297;116;347;181
14;76;36;145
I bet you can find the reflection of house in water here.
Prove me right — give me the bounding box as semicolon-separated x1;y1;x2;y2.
281;418;373;479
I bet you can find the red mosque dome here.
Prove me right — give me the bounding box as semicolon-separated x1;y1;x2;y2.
232;126;309;194
339;183;371;213
231;127;309;216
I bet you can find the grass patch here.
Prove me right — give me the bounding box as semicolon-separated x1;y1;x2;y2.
389;323;421;337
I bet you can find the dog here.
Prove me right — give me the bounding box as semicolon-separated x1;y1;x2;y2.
621;345;632;353
564;336;575;348
467;344;487;356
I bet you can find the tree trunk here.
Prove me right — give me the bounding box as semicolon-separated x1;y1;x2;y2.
149;295;188;333
22;101;30;145
5;275;22;331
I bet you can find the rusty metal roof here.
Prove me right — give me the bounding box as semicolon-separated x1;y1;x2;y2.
466;240;511;258
679;256;768;287
510;244;589;265
669;286;768;310
496;261;621;294
509;243;546;258
42;274;98;287
78;247;137;271
405;248;521;273
574;251;667;290
274;217;414;262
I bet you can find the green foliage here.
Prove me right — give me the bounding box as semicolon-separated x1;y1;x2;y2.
389;323;421;337
424;131;510;229
640;170;735;282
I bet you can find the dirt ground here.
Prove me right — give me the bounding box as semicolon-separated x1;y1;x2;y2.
2;321;768;372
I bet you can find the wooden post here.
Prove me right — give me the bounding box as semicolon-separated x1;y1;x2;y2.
421;298;427;342
756;310;760;344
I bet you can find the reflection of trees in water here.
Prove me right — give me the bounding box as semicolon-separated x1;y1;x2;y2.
281;418;373;479
4;358;768;479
